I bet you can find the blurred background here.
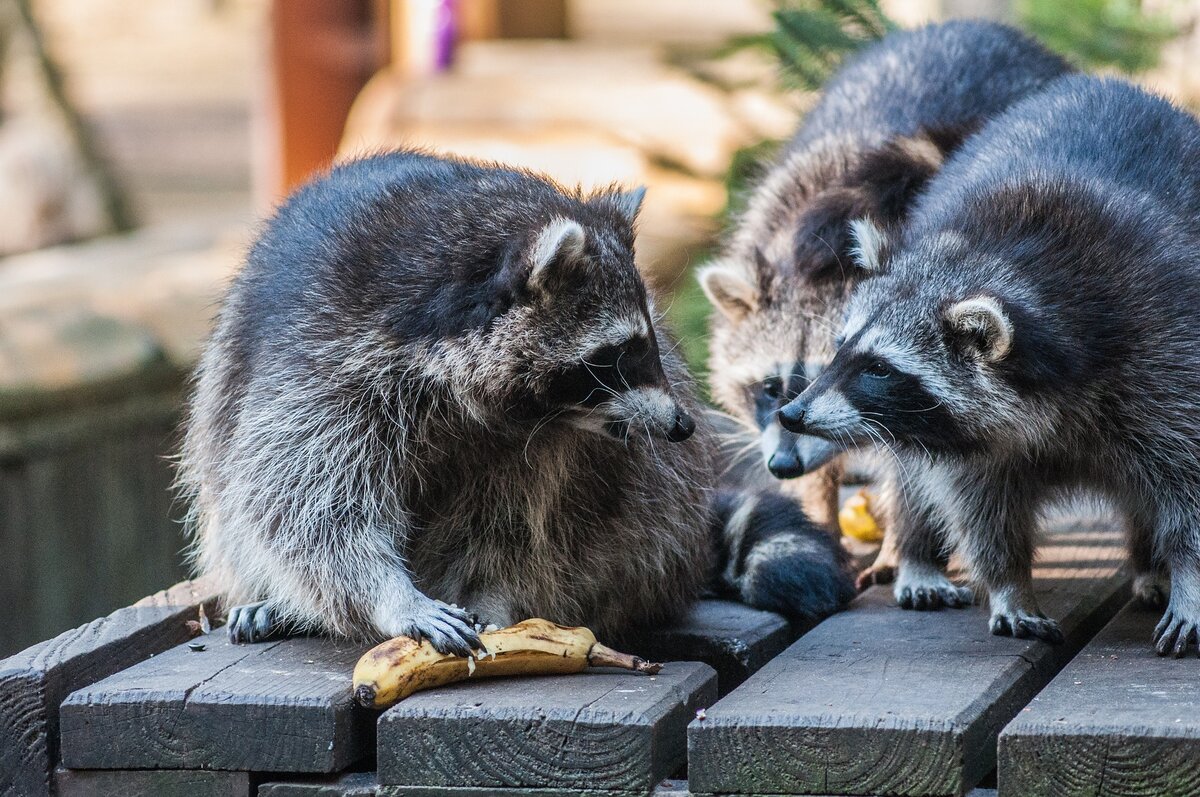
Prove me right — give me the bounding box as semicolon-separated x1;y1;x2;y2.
1;0;1196;656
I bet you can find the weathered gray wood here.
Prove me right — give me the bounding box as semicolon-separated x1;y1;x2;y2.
379;789;655;797
619;599;793;695
998;600;1200;796
259;771;379;796
52;766;251;797
0;578;217;797
377;661;716;792
688;512;1130;797
59;633;374;773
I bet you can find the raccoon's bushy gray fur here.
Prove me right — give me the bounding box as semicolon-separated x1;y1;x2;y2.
700;21;1070;586
782;75;1200;656
180;151;711;650
180;150;851;650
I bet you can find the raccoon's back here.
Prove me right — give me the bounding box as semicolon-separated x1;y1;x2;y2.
791;20;1070;151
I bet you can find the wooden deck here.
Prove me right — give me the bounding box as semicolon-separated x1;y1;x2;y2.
3;503;1197;797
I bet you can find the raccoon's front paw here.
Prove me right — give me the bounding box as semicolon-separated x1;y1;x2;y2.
228;600;284;644
988;608;1063;644
856;562;896;591
894;564;973;610
1133;572;1169;610
379;597;482;657
1153;605;1199;657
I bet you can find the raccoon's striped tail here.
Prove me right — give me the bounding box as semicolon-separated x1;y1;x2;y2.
710;488;855;625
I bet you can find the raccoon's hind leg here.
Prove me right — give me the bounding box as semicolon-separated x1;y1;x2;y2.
858;526;899;590
856;474;900;590
1124;506;1169;609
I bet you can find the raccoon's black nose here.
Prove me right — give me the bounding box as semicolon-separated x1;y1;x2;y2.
768;449;805;479
778;401;807;433
666;410;695;443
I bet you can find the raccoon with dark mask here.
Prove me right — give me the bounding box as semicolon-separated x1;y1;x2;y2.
701;21;1070;587
180;150;852;650
783;76;1200;656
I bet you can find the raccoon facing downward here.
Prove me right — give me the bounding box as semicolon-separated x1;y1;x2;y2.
700;21;1070;582
180;150;851;650
781;75;1200;656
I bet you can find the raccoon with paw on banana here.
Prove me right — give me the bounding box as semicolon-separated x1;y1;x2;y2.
179;150;852;651
700;21;1070;588
781;75;1200;656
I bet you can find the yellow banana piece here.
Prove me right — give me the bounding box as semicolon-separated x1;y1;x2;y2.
839;487;884;542
353;617;663;709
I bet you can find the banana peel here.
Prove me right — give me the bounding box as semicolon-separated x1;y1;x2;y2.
353;617;663;709
839;488;884;543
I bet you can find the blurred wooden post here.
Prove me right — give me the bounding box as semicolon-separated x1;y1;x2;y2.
253;0;388;209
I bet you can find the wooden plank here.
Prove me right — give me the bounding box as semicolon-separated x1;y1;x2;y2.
0;578;217;797
377;661;717;792
619;599;793;695
998;600;1200;796
60;633;374;773
53;767;251;797
688;512;1130;797
259;771;378;796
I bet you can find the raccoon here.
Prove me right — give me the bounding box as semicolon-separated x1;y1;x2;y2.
179;150;850;650
700;21;1071;584
780;75;1200;656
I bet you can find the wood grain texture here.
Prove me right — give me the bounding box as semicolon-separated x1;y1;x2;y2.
998;600;1200;796
619;599;793;695
53;766;251;797
258;771;379;796
0;578;217;797
376;661;717;791
59;634;375;773
688;511;1130;797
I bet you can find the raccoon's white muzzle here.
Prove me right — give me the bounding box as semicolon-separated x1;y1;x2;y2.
604;387;694;442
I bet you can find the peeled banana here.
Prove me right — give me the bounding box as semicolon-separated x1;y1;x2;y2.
353;617;663;709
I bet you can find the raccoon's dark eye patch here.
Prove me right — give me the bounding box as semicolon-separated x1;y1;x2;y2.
762;377;784;400
864;359;892;379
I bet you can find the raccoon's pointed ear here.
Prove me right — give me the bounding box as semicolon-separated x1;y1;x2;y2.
528;218;587;290
699;261;758;322
944;295;1013;362
848;217;890;273
592;186;647;224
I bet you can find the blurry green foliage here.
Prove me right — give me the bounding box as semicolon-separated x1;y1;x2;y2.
729;0;895;91
1019;0;1177;73
663;267;713;400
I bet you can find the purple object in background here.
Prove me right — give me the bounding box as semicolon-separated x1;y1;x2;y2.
435;0;457;71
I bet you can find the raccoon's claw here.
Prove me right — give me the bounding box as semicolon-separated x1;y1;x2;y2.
898;583;973;610
1153;610;1199;657
393;599;483;657
855;563;896;591
894;566;973;611
989;611;1063;644
228;600;282;644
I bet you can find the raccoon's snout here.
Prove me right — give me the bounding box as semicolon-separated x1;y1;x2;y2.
666;409;695;443
778;400;809;434
768;447;804;479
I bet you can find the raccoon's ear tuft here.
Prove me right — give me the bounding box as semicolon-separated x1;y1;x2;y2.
592;186;647;224
699;261;759;322
528;218;587;289
848;217;890;273
944;295;1012;362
